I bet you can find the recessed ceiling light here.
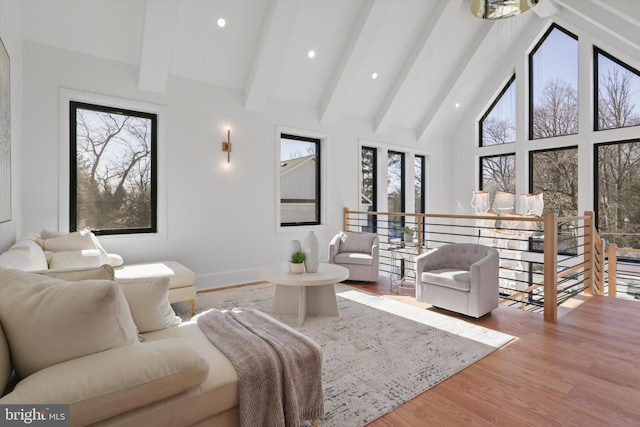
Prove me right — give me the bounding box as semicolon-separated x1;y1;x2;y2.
455;102;460;108
371;72;378;79
217;18;226;28
307;50;316;59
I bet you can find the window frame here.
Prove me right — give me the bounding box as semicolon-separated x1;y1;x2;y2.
361;146;378;233
594;138;640;260
69;101;158;235
276;126;327;231
479;74;516;147
593;46;640;132
59;89;167;240
528;23;579;141
478;152;516;199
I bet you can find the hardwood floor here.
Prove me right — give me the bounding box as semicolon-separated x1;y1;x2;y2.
347;280;640;426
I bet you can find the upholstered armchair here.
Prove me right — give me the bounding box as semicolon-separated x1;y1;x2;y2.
416;243;499;318
328;231;380;282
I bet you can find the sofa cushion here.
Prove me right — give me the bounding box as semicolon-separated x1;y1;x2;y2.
0;339;208;426
35;264;115;281
0;323;11;395
0;269;138;378
46;249;103;270
422;269;471;292
118;276;182;333
339;231;375;253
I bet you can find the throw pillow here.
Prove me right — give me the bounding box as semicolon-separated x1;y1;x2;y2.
339;231;375;253
46;250;103;270
39;229;111;266
117;276;182;333
0;269;138;378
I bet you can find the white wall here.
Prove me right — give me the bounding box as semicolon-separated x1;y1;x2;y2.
0;0;23;252
21;40;430;289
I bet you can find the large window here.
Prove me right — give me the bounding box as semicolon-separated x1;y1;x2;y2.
479;75;516;146
529;147;578;216
479;153;515;208
387;151;405;239
70;101;157;235
595;47;640;131
361;146;377;232
279;133;321;226
595;139;640;250
529;24;579;140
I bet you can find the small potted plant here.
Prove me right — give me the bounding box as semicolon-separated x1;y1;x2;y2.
289;250;306;274
401;226;416;243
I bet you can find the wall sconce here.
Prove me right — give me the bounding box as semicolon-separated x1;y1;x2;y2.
222;128;232;164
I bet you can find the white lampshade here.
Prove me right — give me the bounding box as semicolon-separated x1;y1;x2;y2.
518;192;544;216
493;191;515;214
471;190;490;214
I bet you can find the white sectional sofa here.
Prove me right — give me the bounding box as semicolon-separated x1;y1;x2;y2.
0;231;319;426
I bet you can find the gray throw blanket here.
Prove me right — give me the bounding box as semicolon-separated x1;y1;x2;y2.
197;308;324;427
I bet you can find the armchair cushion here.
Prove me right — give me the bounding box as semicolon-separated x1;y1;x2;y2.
334;252;374;266
422;269;471;291
338;231;376;253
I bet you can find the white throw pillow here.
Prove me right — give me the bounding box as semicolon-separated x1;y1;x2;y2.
39;229;111;266
7;239;49;271
0;269;139;378
339;231;375;253
35;264;116;282
117;276;182;333
46;250;103;270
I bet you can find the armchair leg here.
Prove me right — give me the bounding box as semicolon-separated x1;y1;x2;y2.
313;420;319;427
189;299;195;315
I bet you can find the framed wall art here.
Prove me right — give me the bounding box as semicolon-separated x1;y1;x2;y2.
0;37;10;223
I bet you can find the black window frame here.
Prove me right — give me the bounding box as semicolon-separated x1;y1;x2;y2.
479;152;516;195
528;23;579;141
279;133;322;227
69;101;158;236
361;146;378;233
479;74;516;147
594;46;640;132
594;138;640;261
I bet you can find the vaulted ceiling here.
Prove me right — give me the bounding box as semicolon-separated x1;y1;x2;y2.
20;0;640;141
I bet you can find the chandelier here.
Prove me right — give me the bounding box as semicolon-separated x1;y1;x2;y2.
471;0;539;20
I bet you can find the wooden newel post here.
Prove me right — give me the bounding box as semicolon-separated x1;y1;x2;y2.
543;212;558;322
583;211;594;296
608;243;617;298
343;207;349;231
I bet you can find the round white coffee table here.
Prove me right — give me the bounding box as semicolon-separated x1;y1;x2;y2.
260;263;349;326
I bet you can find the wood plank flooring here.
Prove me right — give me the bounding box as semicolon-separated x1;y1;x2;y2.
347;280;640;426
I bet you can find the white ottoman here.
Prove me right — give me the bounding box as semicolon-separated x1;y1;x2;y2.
115;261;197;314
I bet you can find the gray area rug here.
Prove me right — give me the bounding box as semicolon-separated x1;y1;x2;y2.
173;283;513;427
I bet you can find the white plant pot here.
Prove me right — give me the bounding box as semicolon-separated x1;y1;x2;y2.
403;234;414;243
289;262;305;274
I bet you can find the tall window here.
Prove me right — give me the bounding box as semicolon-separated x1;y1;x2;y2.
70;101;157;235
415;155;426;214
361;146;377;232
279;133;321;226
529;147;578;216
479;75;516;146
479;153;515;208
595;47;640;131
595;139;640;250
529;24;579;140
387;151;405;239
